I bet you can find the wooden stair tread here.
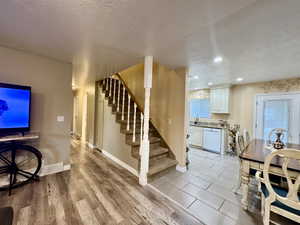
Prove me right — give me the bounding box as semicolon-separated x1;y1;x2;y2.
130;136;161;146
132;147;169;159
148;158;177;176
118;119;142;125
121;127;155;135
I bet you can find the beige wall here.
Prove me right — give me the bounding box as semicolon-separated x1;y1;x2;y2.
119;63;187;166
95;92;138;170
191;78;300;138
229;78;300;137
0;46;72;165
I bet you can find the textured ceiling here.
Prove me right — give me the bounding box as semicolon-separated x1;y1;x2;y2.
0;0;299;88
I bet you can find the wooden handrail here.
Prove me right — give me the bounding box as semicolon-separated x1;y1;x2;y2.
114;73;144;114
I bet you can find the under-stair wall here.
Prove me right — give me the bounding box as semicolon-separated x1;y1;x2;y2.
95;90;139;174
118;63;188;167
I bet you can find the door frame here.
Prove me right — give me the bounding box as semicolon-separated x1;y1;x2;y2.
253;91;300;142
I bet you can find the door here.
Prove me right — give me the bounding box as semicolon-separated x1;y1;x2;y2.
73;95;79;135
255;93;300;144
82;93;88;143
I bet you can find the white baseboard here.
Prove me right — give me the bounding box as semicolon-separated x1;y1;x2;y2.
176;165;187;173
39;162;70;177
39;162;63;176
87;142;96;149
100;149;139;177
63;164;71;171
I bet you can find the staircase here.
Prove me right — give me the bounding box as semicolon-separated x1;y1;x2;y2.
99;76;177;177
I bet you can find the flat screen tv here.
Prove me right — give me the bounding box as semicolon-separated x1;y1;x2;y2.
0;82;31;134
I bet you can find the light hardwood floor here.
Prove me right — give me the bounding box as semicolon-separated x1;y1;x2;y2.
0;141;203;225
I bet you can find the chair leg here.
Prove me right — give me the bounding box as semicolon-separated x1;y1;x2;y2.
234;163;242;195
261;195;265;215
263;201;270;225
234;176;242;195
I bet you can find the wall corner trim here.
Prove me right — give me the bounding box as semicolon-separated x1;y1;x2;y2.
100;149;139;177
176;165;187;173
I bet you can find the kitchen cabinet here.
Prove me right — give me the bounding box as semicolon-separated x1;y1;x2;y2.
189;125;203;147
210;87;230;114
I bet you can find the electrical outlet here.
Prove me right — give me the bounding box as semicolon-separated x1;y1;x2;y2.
57;116;64;122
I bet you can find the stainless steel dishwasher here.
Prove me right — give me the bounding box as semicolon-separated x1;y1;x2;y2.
202;128;221;153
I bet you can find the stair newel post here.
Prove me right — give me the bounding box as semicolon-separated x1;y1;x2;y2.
133;103;137;143
117;80;121;112
139;56;153;186
139;113;144;156
122;84;125;120
127;94;131;131
113;79;116;105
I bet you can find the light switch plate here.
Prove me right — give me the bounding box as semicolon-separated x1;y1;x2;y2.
57;116;64;122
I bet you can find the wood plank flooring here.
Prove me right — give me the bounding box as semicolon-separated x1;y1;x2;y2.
0;142;203;225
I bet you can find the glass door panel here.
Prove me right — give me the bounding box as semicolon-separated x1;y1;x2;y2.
263;99;289;143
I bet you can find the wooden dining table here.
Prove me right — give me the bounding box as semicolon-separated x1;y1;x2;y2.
239;139;300;210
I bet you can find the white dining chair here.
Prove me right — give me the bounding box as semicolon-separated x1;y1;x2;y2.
243;129;251;147
256;149;300;225
234;132;258;195
234;132;246;194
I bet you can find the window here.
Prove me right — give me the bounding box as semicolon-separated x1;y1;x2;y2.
190;98;210;119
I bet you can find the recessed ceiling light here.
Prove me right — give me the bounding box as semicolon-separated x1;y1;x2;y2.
213;56;223;63
236;77;244;82
208;82;213;86
190;75;199;79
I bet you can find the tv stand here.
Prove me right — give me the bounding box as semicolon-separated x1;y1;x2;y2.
0;132;39;142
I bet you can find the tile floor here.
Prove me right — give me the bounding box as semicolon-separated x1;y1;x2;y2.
150;148;297;225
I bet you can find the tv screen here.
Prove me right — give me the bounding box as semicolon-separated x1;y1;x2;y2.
0;83;31;133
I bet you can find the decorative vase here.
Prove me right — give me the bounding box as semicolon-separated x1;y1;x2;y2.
273;131;285;149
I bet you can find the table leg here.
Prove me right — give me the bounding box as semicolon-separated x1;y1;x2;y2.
241;160;250;210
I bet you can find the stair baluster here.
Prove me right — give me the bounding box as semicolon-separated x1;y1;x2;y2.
109;78;112;97
122;84;125;120
117;80;120;112
133;103;137;143
106;78;108;91
113;79;116;104
127;94;131;131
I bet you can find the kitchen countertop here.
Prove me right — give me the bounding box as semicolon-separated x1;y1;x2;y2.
190;121;228;129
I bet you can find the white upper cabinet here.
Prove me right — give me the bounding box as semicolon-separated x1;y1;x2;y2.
210;87;230;114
